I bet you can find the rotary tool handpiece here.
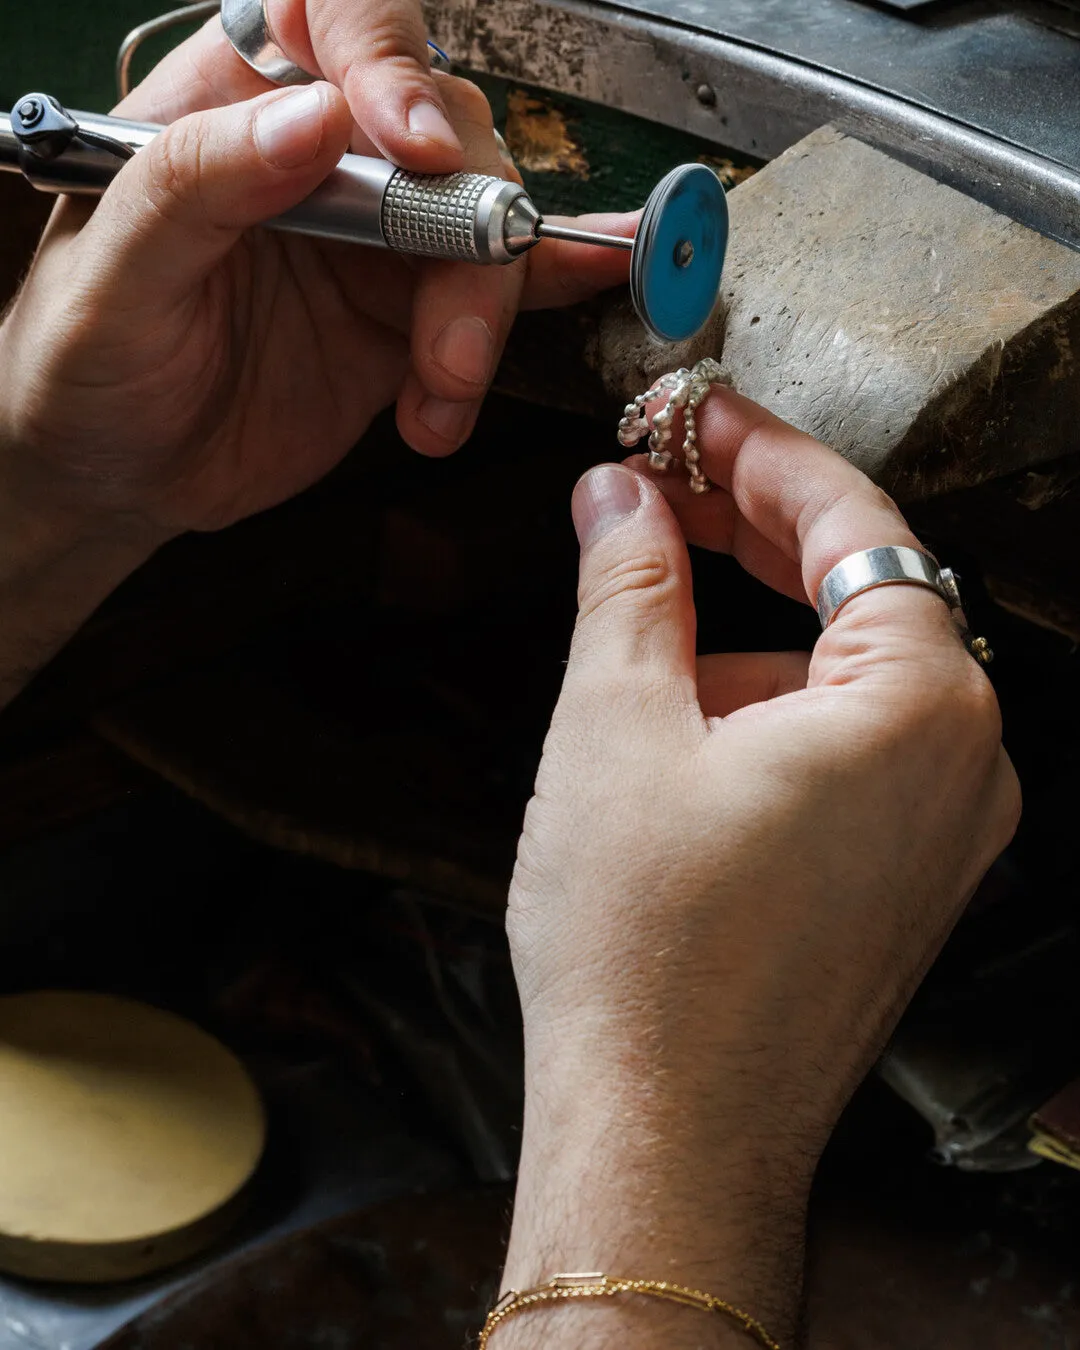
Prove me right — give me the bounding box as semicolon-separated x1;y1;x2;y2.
0;99;632;265
5;93;725;342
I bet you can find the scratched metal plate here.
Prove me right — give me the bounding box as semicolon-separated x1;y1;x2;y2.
590;0;1080;170
430;0;1080;249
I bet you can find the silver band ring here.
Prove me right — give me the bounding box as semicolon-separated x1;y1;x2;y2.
221;0;314;85
220;0;452;86
816;546;993;665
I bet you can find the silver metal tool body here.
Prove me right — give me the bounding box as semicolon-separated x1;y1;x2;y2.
0;105;549;265
4;97;728;340
1;109;158;195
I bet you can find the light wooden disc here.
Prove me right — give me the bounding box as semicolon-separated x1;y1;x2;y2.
0;990;265;1283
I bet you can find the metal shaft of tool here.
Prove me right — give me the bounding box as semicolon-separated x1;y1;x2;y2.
536;221;634;251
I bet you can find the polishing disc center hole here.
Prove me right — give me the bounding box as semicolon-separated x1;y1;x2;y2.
674;239;695;268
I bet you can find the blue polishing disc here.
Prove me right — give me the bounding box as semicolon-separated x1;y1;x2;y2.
630;164;729;343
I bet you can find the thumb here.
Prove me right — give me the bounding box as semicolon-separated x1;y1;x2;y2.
566;465;699;711
78;83;352;312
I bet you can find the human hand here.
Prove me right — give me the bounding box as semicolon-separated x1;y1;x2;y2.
499;388;1019;1345
103;14;630;471
0;47;632;548
148;0;470;170
0;37;631;711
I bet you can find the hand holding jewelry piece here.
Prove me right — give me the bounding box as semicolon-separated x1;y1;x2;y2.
505;384;1020;1348
619;363;992;665
616;357;724;495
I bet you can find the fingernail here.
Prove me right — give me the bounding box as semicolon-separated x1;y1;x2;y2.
572;465;642;549
407;100;462;152
432;316;494;387
254;85;326;169
417;395;472;443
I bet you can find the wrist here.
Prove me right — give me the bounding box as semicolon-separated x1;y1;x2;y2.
485;1289;757;1350
500;1032;814;1348
0;455;163;708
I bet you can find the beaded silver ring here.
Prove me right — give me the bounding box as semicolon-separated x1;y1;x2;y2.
616;357;723;495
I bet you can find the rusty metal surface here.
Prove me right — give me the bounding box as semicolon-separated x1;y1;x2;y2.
428;0;1080;250
588;0;1080;169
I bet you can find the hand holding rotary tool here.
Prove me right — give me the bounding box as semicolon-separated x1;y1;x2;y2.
2;93;727;344
4;0;727;347
0;0;728;591
0;67;639;523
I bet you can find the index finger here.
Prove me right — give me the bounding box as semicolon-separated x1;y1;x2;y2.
520;211;638;311
265;0;464;169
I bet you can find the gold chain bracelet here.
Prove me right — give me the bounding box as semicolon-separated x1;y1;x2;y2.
478;1272;781;1349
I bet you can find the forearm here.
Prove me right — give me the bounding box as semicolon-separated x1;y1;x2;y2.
496;1032;812;1350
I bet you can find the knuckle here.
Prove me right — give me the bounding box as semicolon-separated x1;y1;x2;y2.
877;657;1003;775
306;2;426;76
578;551;678;626
800;478;905;561
926;658;1002;748
144;121;202;225
442;75;494;130
357;14;428;64
958;666;1003;742
563;671;637;726
865;481;903;516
